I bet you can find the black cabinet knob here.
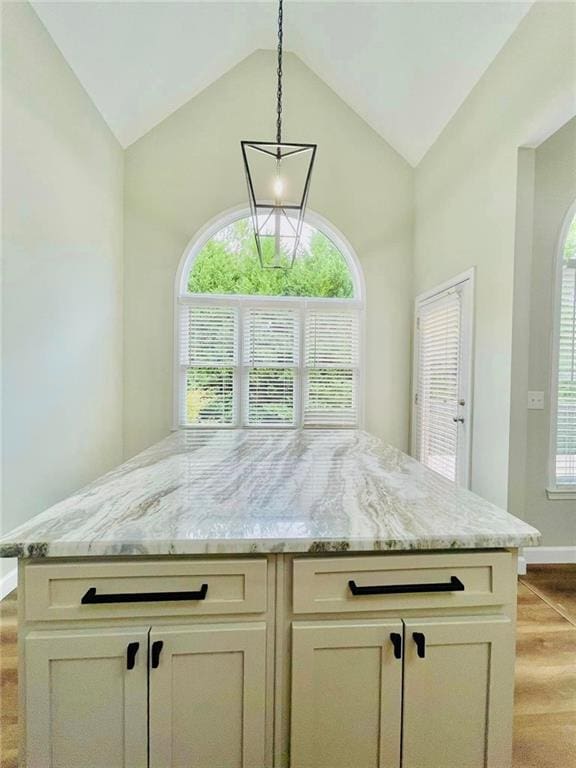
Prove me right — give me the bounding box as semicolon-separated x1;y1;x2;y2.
390;632;402;659
126;642;139;670
151;640;164;669
413;632;426;659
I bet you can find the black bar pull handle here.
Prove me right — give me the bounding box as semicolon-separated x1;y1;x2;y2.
81;583;208;604
348;575;464;597
151;640;164;669
390;632;402;660
413;632;426;659
126;642;139;670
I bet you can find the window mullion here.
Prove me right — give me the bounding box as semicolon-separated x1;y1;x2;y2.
237;304;245;427
297;303;306;428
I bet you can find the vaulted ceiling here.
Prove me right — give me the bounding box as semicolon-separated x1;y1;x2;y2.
32;1;533;166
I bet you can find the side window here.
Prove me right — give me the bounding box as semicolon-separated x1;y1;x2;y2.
552;211;576;487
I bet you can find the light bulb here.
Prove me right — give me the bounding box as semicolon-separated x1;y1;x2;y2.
273;175;284;199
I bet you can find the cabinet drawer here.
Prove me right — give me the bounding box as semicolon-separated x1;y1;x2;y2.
292;552;514;614
25;558;268;621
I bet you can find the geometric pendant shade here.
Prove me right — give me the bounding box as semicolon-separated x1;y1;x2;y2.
241;140;317;269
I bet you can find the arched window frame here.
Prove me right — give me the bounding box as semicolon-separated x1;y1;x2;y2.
174;206;366;430
548;199;576;495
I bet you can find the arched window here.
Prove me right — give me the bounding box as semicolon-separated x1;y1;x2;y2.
175;210;364;429
551;206;576;487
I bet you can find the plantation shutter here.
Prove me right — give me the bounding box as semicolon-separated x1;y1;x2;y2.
243;307;299;426
179;304;238;425
304;310;360;426
415;291;461;482
555;254;576;484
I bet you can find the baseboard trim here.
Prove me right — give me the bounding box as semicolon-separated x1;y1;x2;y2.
0;566;18;599
524;546;576;565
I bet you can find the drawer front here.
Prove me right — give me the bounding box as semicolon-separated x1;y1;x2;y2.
25;559;268;621
292;552;514;614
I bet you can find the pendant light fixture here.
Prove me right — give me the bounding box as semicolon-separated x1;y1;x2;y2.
241;0;317;269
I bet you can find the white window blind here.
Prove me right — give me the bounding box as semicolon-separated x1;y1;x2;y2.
415;291;461;482
555;252;576;484
179;304;237;425
304;311;359;426
243;308;299;426
178;298;362;429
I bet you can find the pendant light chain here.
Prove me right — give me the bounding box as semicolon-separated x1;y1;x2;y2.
276;0;284;145
241;0;316;269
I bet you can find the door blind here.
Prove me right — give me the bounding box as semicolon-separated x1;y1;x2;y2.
415;292;461;481
179;304;237;425
243;308;299;426
555;253;576;484
304;310;360;426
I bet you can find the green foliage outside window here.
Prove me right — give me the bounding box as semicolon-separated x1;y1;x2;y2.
186;368;234;425
564;216;576;263
188;218;354;298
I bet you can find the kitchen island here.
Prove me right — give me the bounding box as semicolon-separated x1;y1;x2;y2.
0;429;540;768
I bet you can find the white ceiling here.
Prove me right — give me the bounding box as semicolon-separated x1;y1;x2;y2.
31;1;533;166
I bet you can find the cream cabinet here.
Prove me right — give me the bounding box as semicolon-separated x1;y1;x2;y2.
290;615;513;768
25;623;267;768
402;616;514;768
291;620;403;768
25;627;149;768
18;550;518;768
149;623;267;768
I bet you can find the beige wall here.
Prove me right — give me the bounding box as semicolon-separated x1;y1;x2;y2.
1;2;124;580
414;2;576;509
521;118;576;545
124;50;414;458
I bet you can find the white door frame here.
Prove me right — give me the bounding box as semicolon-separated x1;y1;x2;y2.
411;268;475;487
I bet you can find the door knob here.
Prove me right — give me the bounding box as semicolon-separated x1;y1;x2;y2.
452;417;465;423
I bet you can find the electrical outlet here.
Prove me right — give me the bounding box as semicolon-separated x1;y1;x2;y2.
527;391;545;410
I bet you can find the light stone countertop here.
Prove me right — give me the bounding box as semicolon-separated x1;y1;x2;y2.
0;429;540;558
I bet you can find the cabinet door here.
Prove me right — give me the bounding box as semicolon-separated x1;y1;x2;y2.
402;616;514;768
149;622;267;768
25;627;149;768
291;620;403;768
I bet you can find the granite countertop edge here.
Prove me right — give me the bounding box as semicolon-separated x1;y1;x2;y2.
0;533;541;560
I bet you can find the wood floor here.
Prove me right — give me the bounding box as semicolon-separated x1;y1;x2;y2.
0;589;17;768
513;566;576;768
0;565;575;767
